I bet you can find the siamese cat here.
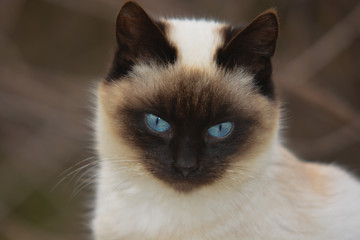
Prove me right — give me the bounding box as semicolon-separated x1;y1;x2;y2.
92;2;360;239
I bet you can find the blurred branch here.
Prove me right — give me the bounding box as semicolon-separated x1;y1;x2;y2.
278;80;360;128
281;2;360;83
279;80;360;159
277;2;360;125
277;2;360;158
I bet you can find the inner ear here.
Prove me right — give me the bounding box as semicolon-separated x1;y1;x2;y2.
106;1;177;81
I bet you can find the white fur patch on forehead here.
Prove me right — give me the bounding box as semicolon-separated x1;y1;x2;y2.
165;19;226;68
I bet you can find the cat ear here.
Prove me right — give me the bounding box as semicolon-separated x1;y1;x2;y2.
216;9;279;98
107;1;176;81
217;9;279;65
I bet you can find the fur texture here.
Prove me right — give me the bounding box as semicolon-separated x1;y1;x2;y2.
92;2;360;239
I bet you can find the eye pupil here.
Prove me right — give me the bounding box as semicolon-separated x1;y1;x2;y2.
207;122;233;138
146;114;171;133
156;117;160;126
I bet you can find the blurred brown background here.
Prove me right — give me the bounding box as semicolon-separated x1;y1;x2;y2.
0;0;359;239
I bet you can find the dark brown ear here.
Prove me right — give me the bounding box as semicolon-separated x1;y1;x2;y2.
107;1;176;81
216;9;279;98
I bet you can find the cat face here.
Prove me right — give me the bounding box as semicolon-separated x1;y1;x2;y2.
96;2;280;192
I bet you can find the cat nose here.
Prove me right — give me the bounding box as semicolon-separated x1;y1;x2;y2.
173;136;199;177
174;164;197;177
174;160;198;177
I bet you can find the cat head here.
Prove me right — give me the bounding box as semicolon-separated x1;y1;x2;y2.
96;1;280;192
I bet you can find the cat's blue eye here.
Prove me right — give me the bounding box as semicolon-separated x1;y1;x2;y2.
207;122;233;138
145;114;171;133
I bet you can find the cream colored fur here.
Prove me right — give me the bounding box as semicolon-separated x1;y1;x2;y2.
92;18;360;240
165;19;225;68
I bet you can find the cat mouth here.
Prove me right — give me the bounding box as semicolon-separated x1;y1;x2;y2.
152;165;221;192
171;181;201;192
